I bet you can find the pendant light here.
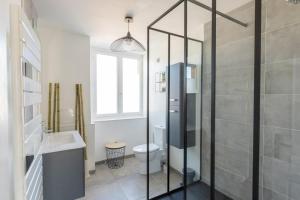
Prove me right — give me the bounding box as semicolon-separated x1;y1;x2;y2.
110;16;145;52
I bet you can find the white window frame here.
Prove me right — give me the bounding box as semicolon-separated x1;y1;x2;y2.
91;49;144;122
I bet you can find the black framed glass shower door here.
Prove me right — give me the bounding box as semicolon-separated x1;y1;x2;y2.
146;0;262;199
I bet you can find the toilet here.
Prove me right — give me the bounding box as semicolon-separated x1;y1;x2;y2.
133;125;166;175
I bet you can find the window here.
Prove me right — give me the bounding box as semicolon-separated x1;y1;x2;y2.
92;51;143;120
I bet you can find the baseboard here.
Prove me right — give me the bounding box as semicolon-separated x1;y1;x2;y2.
94;154;135;166
169;166;183;175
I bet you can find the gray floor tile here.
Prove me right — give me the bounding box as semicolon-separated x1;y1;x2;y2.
83;157;182;200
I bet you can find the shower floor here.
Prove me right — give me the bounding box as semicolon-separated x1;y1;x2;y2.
156;182;232;200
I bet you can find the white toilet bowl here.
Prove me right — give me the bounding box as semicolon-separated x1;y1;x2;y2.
133;143;161;174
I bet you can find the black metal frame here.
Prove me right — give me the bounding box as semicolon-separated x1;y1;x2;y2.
167;33;171;193
211;0;216;199
146;0;262;200
146;26;150;200
183;1;188;199
252;0;262;200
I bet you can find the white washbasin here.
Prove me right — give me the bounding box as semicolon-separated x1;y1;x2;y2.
39;131;86;154
47;133;75;146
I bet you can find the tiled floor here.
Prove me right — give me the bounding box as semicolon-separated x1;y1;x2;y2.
80;157;182;200
158;182;232;200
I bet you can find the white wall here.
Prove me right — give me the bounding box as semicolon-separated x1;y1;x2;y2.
94;118;146;161
0;1;21;200
38;20;95;171
0;2;14;200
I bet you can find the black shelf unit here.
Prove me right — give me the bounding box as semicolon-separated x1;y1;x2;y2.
168;63;196;149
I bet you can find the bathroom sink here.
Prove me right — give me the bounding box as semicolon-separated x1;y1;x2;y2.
39;131;86;154
47;133;74;146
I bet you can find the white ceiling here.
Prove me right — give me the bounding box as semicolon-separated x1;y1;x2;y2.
33;0;251;49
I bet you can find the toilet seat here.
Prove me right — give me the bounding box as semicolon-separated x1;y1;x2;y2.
133;143;159;153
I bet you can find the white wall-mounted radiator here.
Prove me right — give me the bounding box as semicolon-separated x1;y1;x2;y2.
10;5;43;200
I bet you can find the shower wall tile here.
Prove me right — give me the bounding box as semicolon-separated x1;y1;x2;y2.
261;1;267;34
202;95;211;118
291;138;300;161
265;0;300;33
295;61;300;95
263;94;293;129
203;40;211;68
262;188;289;200
265;60;295;94
215;166;252;200
265;23;300;63
263;151;300;199
262;1;300;198
202;1;255;199
289;159;300;200
201;157;210;184
203;33;260;69
262;157;290;196
216;94;252;124
201;119;211;168
202;141;211;162
263;126;292;162
205;1;255;47
216;66;253;95
202;118;211;143
202;72;211;95
263;94;299;131
216;37;254;68
260;64;266;94
292;95;300;130
261;34;266;65
215;143;250;180
215;119;252;151
289;181;300;200
202;0;300;199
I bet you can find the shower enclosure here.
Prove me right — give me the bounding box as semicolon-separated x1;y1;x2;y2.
147;0;300;200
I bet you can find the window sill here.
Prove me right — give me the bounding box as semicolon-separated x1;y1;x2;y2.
91;115;146;123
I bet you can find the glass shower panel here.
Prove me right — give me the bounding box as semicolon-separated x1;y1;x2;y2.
260;1;300;200
169;35;185;192
182;1;213;199
215;0;255;199
148;30;168;199
186;39;204;199
186;39;202;179
149;2;185;198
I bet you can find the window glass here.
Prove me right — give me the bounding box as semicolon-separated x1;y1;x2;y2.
122;58;140;113
96;54;118;114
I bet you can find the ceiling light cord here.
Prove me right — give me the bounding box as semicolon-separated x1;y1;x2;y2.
128;20;130;33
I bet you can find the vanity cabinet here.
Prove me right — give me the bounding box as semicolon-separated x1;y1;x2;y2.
168;63;196;149
43;148;85;200
41;131;86;200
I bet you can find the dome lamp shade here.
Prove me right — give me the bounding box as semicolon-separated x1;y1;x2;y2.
110;16;145;52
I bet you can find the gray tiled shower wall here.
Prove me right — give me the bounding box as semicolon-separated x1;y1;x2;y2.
202;0;300;200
